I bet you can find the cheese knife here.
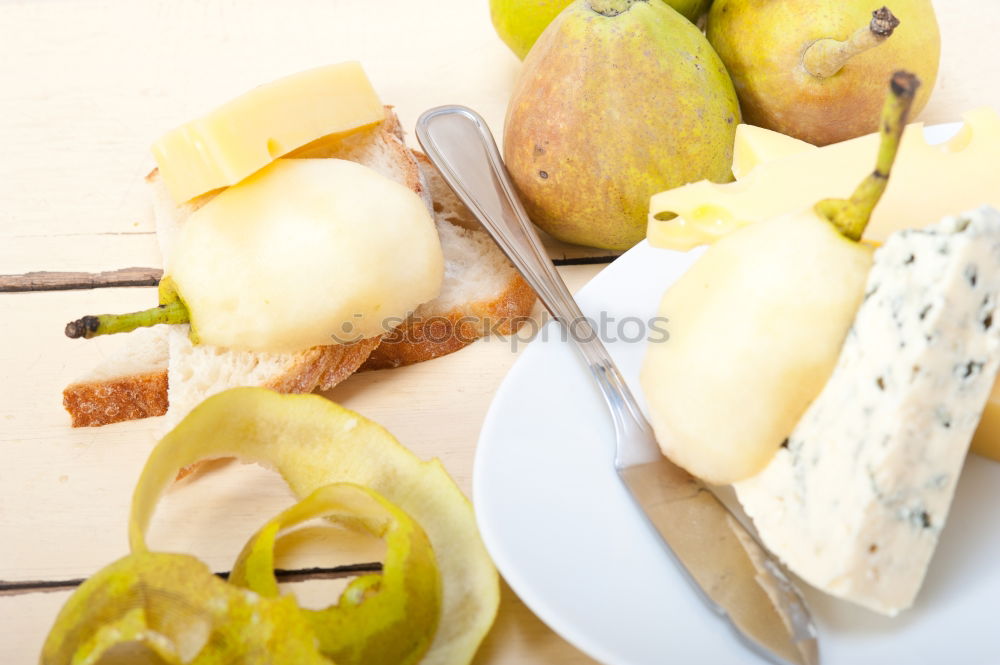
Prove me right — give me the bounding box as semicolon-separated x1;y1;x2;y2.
416;105;820;665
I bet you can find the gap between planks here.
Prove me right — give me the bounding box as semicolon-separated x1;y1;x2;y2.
0;267;162;292
0;256;616;293
0;562;382;597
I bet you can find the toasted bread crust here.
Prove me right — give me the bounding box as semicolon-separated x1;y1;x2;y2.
264;335;385;393
361;273;536;370
63;371;169;427
314;336;384;390
64;336;381;428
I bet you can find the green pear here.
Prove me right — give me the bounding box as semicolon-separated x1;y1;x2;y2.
641;72;919;484
667;0;713;21
490;0;573;60
706;0;939;145
504;0;739;250
489;0;715;60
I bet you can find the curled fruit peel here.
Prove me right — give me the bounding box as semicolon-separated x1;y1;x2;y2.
41;552;329;665
229;483;442;665
43;388;499;665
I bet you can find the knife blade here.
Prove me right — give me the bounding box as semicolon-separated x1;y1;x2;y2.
620;460;818;665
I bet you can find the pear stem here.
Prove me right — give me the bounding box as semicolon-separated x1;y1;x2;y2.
815;71;920;241
65;299;189;339
587;0;641;17
802;7;900;78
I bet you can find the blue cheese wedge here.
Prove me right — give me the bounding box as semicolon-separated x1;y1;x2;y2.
734;206;1000;616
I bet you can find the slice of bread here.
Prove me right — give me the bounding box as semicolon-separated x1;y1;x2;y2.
63;327;170;427
63;110;536;427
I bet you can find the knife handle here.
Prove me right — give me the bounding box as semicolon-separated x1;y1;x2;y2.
415;106;659;466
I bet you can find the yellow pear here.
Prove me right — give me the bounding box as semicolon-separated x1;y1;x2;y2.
706;1;939;145
504;0;740;250
489;0;713;59
641;72;919;484
489;0;573;60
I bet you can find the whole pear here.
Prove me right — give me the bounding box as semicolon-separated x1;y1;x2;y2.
504;0;740;250
490;0;572;60
490;0;715;60
668;0;713;21
707;0;939;145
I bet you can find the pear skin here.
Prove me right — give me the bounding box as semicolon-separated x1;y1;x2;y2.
707;0;940;146
504;0;740;250
490;0;713;60
490;0;573;59
668;0;713;22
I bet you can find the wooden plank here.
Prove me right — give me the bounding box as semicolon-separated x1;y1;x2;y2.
0;266;597;581
0;258;600;322
0;233;161;275
3;1;997;663
0;0;520;239
0;264;600;664
921;2;1000;125
0;230;611;276
0;592;67;663
0;0;991;246
1;287;172;580
0;265;600;665
0;0;612;268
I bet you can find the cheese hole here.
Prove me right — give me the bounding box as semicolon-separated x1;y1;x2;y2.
689;205;735;226
653;211;678;222
266;138;283;158
941;122;973;154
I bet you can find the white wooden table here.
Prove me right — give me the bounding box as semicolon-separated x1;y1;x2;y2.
1;1;996;663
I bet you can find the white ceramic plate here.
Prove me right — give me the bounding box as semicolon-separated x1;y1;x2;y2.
474;124;1000;665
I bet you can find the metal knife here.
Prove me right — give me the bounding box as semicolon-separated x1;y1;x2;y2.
416;105;820;665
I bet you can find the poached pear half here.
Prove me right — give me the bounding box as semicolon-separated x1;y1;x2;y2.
641;72;920;484
504;0;740;250
65;159;444;353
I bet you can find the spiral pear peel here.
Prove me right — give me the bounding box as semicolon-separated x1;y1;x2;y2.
42;388;500;665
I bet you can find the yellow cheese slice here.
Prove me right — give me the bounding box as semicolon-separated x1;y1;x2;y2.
152;62;385;203
731;124;815;179
648;107;1000;252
